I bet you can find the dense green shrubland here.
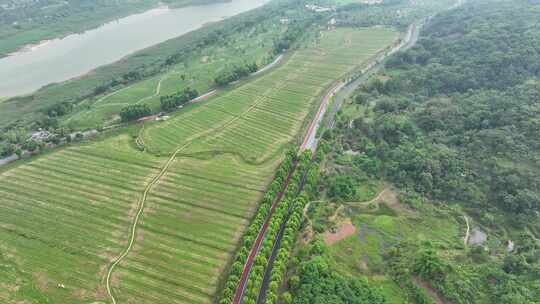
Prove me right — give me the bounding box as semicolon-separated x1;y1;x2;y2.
159;87;198;111
214;63;258;86
322;0;540;302
348;0;540;217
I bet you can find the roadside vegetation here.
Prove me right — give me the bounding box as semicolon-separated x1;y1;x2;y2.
284;0;540;303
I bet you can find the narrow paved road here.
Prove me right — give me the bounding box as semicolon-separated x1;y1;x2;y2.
324;20;422;132
232;164;297;304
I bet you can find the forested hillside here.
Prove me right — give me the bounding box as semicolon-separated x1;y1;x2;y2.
288;0;540;303
359;0;540;223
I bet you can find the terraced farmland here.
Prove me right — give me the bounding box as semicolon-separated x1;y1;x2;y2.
0;27;397;303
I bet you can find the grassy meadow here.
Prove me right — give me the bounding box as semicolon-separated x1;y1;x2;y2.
142;28;397;162
61;24;281;130
306;187;465;304
0;27;397;303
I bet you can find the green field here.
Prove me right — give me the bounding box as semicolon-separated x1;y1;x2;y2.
142;28;397;162
62;23;280;130
0;27;397;303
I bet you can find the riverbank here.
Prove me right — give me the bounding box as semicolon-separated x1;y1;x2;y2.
0;0;270;98
0;0;279;129
0;51;285;168
0;0;233;59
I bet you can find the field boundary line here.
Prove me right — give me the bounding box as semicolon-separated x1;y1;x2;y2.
105;141;190;304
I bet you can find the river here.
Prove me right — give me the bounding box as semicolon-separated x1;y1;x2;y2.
0;0;270;98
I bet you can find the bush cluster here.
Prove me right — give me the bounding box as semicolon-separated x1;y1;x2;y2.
160;87;198;112
119;104;152;122
214;63;258;86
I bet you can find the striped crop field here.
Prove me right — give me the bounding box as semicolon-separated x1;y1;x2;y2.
142;27;398;163
61;21;280;131
0;27;397;303
111;155;277;303
0;135;164;303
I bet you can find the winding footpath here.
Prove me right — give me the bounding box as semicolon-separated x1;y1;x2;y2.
105;141;190;304
105;53;291;303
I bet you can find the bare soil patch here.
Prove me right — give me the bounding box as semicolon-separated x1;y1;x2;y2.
323;218;357;245
34;272;50;291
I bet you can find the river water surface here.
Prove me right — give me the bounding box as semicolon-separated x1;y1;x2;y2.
0;0;269;97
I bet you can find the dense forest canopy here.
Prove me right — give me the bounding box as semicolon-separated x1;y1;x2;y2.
317;0;540;303
347;0;540;218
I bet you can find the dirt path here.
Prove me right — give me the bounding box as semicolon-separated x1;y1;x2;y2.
463;215;470;246
105;141;190;304
252;54;284;76
359;188;390;205
135;74;168;105
413;277;445;304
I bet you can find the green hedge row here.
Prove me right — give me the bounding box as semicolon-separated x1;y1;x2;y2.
240;151;313;304
264;148;325;304
219;148;298;304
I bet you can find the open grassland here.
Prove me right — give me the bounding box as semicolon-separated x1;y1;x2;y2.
323;198;463;304
60;18;281;130
0;27;397;303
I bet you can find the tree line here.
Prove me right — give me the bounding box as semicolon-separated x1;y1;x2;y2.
214;63;258;87
220;149;298;304
160;87;198;111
